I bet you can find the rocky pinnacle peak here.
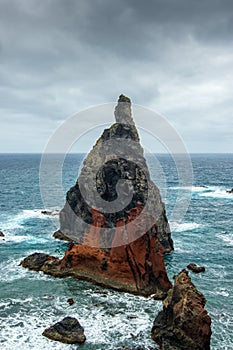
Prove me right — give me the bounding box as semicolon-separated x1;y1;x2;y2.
118;94;131;104
114;94;133;124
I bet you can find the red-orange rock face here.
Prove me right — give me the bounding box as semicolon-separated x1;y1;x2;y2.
29;205;171;298
57;209;172;297
21;204;172;298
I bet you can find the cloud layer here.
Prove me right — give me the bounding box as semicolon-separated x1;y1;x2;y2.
0;0;233;152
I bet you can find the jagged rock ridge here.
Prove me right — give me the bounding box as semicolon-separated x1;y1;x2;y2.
151;269;212;349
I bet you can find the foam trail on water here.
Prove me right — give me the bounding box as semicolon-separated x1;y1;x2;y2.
216;232;233;246
170;185;233;199
0;209;59;232
170;221;201;232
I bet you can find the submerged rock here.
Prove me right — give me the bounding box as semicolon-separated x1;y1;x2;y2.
187;263;205;273
21;95;173;298
42;316;86;344
151;269;211;350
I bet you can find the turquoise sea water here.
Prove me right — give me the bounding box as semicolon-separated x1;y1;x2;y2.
0;153;232;349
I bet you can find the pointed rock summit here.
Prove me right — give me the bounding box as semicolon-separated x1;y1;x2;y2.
57;94;173;253
21;95;173;298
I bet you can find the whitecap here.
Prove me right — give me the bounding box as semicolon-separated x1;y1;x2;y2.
0;209;59;232
169;186;210;192
216;232;233;246
215;288;230;297
0;291;159;350
200;188;233;199
0;234;50;245
170;221;201;232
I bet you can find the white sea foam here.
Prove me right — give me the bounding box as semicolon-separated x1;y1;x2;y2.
216;232;233;246
0;233;50;245
0;291;159;350
170;185;233;199
0;209;59;232
215;288;230;297
170;221;201;232
200;188;233;199
170;186;210;192
0;257;53;283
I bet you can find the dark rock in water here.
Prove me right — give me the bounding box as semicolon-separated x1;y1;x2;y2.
21;95;173;298
42;316;86;344
0;231;4;237
187;263;205;273
67;298;75;305
53;229;73;241
151;269;212;350
20;252;59;271
41;209;60;216
226;188;233;194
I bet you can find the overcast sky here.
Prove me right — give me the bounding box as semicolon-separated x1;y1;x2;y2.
0;0;232;153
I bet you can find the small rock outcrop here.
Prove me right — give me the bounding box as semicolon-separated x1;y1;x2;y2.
53;229;73;242
0;231;5;237
151;269;211;350
187;263;205;273
42;317;86;344
67;298;75;306
20;252;59;271
41;210;60;216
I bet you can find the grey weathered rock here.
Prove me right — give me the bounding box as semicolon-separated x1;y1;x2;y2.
42;316;86;344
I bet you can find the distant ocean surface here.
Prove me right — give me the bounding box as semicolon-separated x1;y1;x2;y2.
0;153;233;350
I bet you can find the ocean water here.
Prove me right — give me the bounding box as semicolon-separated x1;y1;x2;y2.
0;153;233;350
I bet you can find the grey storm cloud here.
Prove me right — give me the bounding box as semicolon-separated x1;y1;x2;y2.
0;0;233;152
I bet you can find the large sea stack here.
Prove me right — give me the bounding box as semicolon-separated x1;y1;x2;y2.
57;94;173;253
21;95;173;298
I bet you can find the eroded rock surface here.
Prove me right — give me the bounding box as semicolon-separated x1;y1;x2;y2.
151;269;211;350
